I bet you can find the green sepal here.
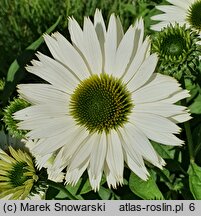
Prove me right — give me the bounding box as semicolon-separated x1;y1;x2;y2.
3;98;30;138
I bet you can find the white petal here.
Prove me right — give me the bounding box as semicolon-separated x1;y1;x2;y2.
124;152;149;180
117;129;145;167
130;112;181;134
120;18;145;77
115;25;137;77
161;89;190;103
106;131;124;183
152;5;186;20
68;133;97;170
120;123;165;168
150;21;172;31
60;127;89;165
167;0;190;9
127;53;158;92
134;125;184;146
89;132;107;189
156;5;187;13
47;162;64;183
94;9;106;40
66;161;89;186
115;16;124;45
88;168;102;192
18;116;69;130
83;17;103;74
34;153;53;170
26;52;79;93
133;102;187;117
14;104;67;121
44;33;90;79
31;136;64;156
170;113;192;123
122;37;150;82
151;12;185;22
104;163;119;189
17;84;69;105
132;73;182;103
31;120;79;155
68;18;94;73
104;14;123;75
48;168;64;183
69;16;103;75
24;118;75;139
68;17;84;53
94;9;106;71
47;148;65;182
134;18;145;54
49;146;65;170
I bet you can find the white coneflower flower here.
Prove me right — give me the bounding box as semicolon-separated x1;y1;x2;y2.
151;0;201;34
14;10;190;191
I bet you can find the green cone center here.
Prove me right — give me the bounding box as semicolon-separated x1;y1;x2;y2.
8;162;30;187
70;74;133;133
162;34;187;57
187;0;201;31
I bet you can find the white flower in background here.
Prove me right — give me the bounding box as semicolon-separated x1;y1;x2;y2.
151;0;201;34
14;9;190;191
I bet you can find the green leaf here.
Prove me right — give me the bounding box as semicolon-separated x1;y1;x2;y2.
65;180;84;200
189;94;201;114
55;190;68;200
56;174;107;200
55;181;84;200
151;141;175;159
98;186;111;200
129;171;164;200
188;162;201;200
79;174;106;195
78;178;93;195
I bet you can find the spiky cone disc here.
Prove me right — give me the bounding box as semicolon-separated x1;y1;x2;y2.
151;23;201;80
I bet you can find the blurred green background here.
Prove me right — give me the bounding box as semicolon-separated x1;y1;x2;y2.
0;0;162;76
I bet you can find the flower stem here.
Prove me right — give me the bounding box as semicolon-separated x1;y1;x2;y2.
183;120;194;162
46;180;78;200
181;78;194;162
